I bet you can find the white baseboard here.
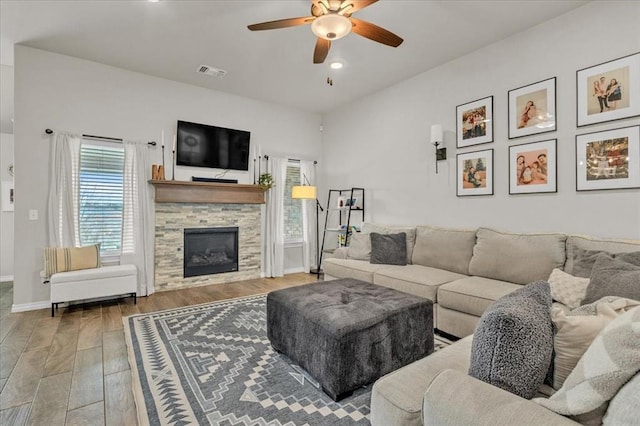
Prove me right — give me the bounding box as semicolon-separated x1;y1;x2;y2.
0;275;14;282
284;267;305;275
12;300;51;313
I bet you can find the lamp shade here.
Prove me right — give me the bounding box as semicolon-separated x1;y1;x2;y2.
311;14;352;40
430;124;443;143
292;185;317;199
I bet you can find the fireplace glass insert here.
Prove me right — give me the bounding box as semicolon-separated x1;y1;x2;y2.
183;227;239;278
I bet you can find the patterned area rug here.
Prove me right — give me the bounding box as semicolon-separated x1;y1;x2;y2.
124;294;450;425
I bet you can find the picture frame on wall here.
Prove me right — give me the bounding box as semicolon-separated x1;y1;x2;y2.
456;149;494;196
1;182;14;212
575;125;639;191
456;96;494;148
576;52;640;127
508;77;557;139
509;139;557;195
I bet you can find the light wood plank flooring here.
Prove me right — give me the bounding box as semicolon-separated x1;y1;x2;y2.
0;273;318;425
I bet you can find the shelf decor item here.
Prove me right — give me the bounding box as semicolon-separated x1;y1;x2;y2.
577;52;640;127
508;77;556;139
456;149;494;197
456;96;493;148
575;125;639;191
509;139;557;195
258;173;274;190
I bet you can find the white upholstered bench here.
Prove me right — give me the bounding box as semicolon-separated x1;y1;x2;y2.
50;264;137;316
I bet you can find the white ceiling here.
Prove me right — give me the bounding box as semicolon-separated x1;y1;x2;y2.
1;0;588;130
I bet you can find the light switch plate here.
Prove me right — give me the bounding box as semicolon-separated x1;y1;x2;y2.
29;209;38;220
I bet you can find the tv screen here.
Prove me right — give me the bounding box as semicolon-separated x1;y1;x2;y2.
176;120;250;171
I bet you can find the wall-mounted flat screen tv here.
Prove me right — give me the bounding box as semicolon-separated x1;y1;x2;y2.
176;120;250;171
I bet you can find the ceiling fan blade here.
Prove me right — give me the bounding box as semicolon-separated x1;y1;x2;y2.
313;38;331;64
248;16;315;31
341;0;378;14
349;17;403;47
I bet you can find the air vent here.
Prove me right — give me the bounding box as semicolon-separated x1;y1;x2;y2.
197;65;227;78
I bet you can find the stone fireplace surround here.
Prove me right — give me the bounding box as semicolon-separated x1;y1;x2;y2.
151;181;264;292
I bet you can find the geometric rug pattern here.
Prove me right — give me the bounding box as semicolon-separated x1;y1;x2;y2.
124;294;449;425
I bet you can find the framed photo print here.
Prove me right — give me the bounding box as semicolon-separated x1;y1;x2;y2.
456;149;494;196
577;52;640;127
508;77;556;139
576;125;640;191
456;96;493;148
509;139;557;195
1;182;14;212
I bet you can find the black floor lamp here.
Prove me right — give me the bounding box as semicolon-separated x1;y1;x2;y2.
292;175;324;278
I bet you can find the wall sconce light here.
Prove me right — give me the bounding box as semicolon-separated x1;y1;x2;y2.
431;124;446;173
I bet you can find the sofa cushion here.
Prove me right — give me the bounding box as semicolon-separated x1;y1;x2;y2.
565;235;640;276
346;232;371;261
411;226;476;275
322;258;387;283
370;335;473;426
437;276;522;317
582;253;640;305
570;247;640;278
363;223;416;264
370;232;407;265
534;306;640;422
603;372;640;425
373;265;466;302
469;228;566;285
469;281;554;399
548;268;590;309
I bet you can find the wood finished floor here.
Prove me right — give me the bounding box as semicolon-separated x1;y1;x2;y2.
0;273;319;426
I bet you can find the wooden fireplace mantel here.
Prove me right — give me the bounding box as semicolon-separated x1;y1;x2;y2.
149;180;266;204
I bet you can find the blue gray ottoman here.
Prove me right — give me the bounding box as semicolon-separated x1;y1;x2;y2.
267;278;434;401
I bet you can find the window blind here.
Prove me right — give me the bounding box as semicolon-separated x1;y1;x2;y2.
78;143;125;253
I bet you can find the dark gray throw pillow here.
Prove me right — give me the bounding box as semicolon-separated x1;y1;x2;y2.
369;232;407;265
582;253;640;305
572;248;640;278
468;281;553;399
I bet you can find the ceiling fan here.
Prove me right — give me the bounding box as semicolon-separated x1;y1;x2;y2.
248;0;403;64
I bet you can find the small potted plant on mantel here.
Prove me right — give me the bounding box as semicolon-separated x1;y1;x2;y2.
258;173;274;190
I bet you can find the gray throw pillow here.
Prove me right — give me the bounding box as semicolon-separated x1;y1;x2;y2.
582;253;640;305
468;281;554;399
370;232;407;265
572;248;640;278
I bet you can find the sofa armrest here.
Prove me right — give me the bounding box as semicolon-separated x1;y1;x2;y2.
332;247;349;259
423;370;578;426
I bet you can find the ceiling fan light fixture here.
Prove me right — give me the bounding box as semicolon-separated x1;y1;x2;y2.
311;13;352;41
329;61;343;69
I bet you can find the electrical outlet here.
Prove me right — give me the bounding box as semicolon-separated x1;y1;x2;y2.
29;209;38;220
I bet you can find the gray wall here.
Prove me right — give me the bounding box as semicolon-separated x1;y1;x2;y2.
321;1;640;239
13;46;322;307
0;132;13;280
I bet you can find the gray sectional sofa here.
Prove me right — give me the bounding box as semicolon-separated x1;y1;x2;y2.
323;223;640;425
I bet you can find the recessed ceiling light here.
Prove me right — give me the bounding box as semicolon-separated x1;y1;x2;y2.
329;61;343;70
148;0;160;3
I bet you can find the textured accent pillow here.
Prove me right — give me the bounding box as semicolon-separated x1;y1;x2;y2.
468;228;567;285
550;297;639;390
369;232;407;265
534;306;640;421
411;226;476;275
582;253;640;305
362;223;416;264
44;244;101;277
571;248;640;278
564;235;640;276
548;268;590;309
468;281;554;399
346;232;371;261
603;372;640;425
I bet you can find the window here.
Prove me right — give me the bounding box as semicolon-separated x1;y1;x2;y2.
283;162;303;242
78;142;125;254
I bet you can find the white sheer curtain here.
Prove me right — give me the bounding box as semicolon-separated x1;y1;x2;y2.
47;132;82;247
263;157;287;277
300;160;317;272
121;141;155;296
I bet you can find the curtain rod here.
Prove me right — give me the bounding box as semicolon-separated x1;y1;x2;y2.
262;155;317;165
45;128;157;146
